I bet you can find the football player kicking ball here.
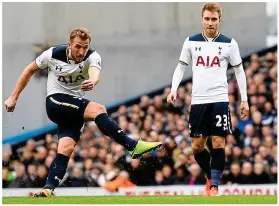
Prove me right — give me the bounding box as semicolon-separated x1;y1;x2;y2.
167;3;249;196
5;27;162;197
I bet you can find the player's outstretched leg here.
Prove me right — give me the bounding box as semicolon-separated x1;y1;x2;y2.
191;137;212;196
34;137;75;197
210;136;225;196
84;102;162;158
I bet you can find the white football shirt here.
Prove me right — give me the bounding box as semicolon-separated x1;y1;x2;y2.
179;32;242;104
35;45;102;97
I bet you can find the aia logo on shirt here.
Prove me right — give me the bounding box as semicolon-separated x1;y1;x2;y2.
196;56;220;67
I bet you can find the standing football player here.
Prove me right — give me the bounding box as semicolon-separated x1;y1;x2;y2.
167;3;249;196
5;27;162;197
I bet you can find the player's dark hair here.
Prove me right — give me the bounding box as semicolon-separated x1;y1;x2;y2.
202;3;222;19
69;27;91;43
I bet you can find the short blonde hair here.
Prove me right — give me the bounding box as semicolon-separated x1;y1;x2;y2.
202;3;222;19
69;27;91;43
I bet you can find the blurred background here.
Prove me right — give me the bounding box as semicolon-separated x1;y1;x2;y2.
2;2;277;196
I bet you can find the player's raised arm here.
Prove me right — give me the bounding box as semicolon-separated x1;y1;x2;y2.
81;52;102;91
230;38;249;119
167;38;191;104
81;66;101;91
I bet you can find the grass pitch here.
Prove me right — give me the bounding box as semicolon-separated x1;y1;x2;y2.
2;195;277;204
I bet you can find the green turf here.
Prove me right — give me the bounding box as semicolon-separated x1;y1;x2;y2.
2;195;277;204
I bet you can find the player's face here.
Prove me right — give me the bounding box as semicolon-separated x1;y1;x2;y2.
68;37;90;63
202;10;220;37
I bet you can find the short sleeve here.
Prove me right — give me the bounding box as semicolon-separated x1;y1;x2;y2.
179;37;191;65
35;48;53;69
88;52;102;70
229;38;242;66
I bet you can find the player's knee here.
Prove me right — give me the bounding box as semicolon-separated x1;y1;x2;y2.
212;136;225;148
58;145;75;156
192;143;205;153
94;104;107;116
84;102;107;119
97;104;107;114
57;141;75;156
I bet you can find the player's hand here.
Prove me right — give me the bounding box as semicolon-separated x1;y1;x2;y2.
240;101;249;120
4;96;17;112
167;91;177;104
81;80;94;91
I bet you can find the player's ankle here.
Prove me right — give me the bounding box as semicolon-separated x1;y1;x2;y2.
43;186;54;191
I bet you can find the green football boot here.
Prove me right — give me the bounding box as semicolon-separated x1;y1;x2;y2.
128;140;162;159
